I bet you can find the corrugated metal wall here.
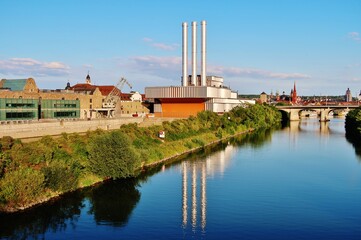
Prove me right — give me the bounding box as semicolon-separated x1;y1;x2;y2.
145;86;236;99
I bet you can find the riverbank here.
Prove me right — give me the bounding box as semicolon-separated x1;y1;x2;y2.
0;128;253;214
0;105;282;213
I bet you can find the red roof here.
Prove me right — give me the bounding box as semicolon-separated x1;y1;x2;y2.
70;83;121;96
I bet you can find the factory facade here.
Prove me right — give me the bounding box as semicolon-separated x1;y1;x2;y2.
145;21;253;118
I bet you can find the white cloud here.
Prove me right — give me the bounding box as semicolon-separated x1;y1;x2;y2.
143;37;153;42
43;62;68;69
348;32;361;42
208;65;310;80
121;55;310;81
142;38;179;51
0;58;70;77
152;43;179;51
351;77;361;82
126;55;181;80
82;64;94;69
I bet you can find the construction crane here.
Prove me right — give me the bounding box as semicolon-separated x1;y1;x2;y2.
102;77;132;108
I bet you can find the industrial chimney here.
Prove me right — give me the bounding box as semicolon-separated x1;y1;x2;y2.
201;20;206;86
181;20;207;87
191;21;197;86
182;22;188;87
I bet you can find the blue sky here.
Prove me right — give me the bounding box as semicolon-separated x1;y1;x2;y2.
1;0;360;96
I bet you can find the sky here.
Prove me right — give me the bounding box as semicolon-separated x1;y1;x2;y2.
0;0;360;96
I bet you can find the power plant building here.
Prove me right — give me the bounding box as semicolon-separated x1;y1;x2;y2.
145;21;253;117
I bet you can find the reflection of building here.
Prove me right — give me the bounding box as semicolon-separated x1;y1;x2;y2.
181;144;235;231
182;161;207;231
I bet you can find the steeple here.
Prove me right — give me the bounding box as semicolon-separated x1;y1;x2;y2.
65;81;71;90
292;81;297;104
86;71;91;85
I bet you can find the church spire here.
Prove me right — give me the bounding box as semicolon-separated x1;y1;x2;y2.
86;71;91;85
292;81;297;104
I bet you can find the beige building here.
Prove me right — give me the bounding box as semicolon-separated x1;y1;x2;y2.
0;75;149;120
260;92;268;103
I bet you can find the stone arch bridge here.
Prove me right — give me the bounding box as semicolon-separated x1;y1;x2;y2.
276;105;359;122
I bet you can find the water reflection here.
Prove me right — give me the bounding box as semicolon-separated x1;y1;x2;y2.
284;118;346;136
87;179;140;226
346;131;361;160
182;159;208;232
0;191;84;239
181;143;239;232
0;179;141;238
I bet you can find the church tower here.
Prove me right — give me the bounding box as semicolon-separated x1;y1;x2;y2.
85;72;91;85
345;88;352;102
292;82;297;104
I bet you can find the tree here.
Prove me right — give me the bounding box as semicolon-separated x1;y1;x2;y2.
87;131;140;179
0;167;44;208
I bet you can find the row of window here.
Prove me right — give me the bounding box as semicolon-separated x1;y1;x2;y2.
5;103;36;108
53;104;77;108
2;111;79;120
5;112;35;119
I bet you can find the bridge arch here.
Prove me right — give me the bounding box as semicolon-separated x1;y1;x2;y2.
276;105;359;122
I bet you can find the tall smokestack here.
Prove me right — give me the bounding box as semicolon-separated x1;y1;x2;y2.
182;22;188;86
201;20;206;86
191;21;197;86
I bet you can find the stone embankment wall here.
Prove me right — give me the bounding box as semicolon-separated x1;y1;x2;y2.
0;117;175;139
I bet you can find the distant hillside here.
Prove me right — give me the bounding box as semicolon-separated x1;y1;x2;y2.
238;94;259;99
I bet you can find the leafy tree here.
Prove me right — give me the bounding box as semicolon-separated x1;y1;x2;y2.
41;161;79;192
0;167;44;207
87;131;140;179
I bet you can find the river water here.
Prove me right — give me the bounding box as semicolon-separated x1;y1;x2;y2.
1;117;361;240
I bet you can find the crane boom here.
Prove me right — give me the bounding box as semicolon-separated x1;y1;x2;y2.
102;77;132;108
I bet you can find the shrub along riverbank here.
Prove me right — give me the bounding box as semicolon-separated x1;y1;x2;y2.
0;104;281;213
345;107;361;138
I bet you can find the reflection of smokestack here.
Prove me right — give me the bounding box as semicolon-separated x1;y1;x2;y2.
201;20;206;86
191;21;197;86
182;22;188;86
192;163;197;228
182;162;188;227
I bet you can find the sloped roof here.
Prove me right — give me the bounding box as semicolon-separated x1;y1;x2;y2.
1;79;27;91
70;83;120;96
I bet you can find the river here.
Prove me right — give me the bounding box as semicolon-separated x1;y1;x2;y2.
1;117;361;240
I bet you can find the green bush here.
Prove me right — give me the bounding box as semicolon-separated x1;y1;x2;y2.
41;161;79;192
0;167;44;207
87;131;140;179
345;107;361;137
1;136;14;151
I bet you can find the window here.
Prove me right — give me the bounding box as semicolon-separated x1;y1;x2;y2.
90;99;92;103
54;111;77;118
6;112;35;119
